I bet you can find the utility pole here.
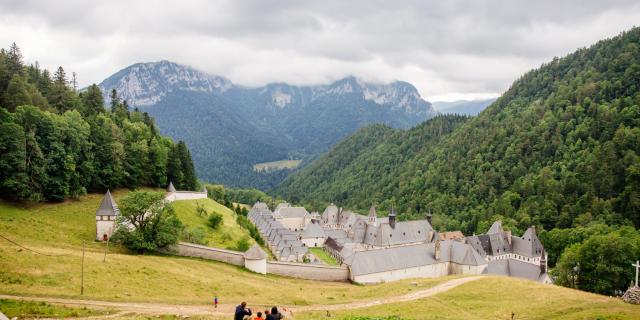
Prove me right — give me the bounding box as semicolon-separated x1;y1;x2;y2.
103;237;109;262
81;241;85;295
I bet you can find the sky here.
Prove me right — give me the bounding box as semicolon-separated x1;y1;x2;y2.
0;1;638;101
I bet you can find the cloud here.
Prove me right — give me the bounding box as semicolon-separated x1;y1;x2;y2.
0;0;638;101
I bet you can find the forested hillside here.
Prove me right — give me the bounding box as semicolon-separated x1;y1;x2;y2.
0;43;197;202
275;28;640;295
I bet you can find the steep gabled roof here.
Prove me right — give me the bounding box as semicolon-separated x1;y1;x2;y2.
96;190;119;216
302;221;325;238
487;221;503;234
512;226;544;258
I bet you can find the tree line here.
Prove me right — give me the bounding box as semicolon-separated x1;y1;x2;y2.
0;43;197;201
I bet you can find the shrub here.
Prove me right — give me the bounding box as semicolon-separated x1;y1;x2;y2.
181;226;208;245
207;212;223;229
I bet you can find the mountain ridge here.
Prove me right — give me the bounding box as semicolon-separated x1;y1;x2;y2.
97;60;438;189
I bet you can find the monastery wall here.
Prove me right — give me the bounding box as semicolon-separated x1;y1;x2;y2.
167;242;245;266
351;262;449;284
266;261;350;281
164;192;207;202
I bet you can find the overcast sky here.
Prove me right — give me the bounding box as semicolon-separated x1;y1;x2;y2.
0;0;638;101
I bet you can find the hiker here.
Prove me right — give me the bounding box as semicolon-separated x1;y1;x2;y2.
266;306;284;320
254;311;264;320
234;301;252;320
214;295;218;309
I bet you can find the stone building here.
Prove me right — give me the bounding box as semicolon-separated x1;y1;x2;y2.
95;190;119;241
248;201;552;284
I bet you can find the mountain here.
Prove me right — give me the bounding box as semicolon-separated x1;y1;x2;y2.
98;62;437;189
433;98;497;115
274;28;640;234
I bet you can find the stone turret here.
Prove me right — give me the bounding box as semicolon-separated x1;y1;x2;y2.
95;190;119;241
244;244;267;274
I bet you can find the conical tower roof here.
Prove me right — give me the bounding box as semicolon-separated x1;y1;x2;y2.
244;244;267;260
201;185;207;193
167;181;177;193
368;205;377;217
95;190;119;216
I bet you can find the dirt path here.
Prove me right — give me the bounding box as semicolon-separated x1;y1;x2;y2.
0;276;482;317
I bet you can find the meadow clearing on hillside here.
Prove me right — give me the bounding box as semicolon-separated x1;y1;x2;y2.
253;159;302;172
172;198;255;249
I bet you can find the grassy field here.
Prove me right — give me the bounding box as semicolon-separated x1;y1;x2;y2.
172;198;254;249
309;247;339;266
300;276;640;320
253;159;302;171
0;299;111;318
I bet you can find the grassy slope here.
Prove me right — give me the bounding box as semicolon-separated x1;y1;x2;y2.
172;198;254;249
301;277;640;320
0;299;111;318
0;191;453;305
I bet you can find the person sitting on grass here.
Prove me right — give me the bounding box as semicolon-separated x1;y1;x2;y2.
266;306;284;320
254;311;264;320
234;301;252;320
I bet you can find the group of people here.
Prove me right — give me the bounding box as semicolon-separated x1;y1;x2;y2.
234;301;286;320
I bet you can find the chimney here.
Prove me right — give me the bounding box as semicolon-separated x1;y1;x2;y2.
389;205;396;229
426;212;432;225
435;239;441;261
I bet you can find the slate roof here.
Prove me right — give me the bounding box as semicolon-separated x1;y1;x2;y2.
322;204;339;224
167;182;177;193
324;229;348;240
244;244;267;260
487;221;504;234
302;221;325;238
363;220;434;247
277;207;309;218
96;190;119;216
512;227;544;258
349;244;436;276
440;240;486;266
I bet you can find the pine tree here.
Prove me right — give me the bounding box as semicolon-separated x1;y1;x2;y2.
167;144;184;188
177;140;197;190
81;84;105;116
4;74;32;111
110;89;120;113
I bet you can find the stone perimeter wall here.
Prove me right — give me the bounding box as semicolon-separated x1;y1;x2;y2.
168;242;245;266
167;242;349;281
267;261;349;281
